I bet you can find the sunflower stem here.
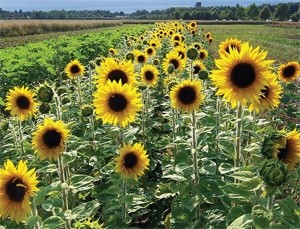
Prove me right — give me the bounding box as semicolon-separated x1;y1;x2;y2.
32;197;41;229
172;108;177;155
58;155;71;229
122;178;127;224
17;119;25;157
267;195;274;210
53;89;62;121
234;102;244;181
76;75;82;107
142;88;147;146
191;109;200;221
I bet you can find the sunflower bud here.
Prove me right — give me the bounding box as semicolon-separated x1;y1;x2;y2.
137;45;142;50
143;40;148;45
37;86;54;103
39;103;51;114
198;70;209;80
187;47;198;60
153;58;160;65
126;53;134;61
261;132;286;159
259;160;288;187
81;104;93;117
62;97;70;105
57;88;67;96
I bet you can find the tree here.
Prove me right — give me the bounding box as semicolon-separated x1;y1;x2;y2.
211;10;219;20
246;3;259;19
259;5;271;20
181;11;190;20
235;5;245;19
227;10;235;20
274;3;289;21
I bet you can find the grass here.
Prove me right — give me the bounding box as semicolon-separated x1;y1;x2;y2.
203;24;300;64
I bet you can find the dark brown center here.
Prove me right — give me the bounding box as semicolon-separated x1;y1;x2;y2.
231;63;256;88
6;178;26;202
170;59;179;70
108;93;127;112
16;96;30;109
283;66;296;78
70;65;80;74
107;70;128;85
43;130;62;148
123;152;138;168
145;71;154;81
178;86;196;105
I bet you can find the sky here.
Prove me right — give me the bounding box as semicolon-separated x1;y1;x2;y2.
0;0;298;13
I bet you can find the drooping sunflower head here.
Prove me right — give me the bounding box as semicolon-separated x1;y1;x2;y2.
95;57;136;85
162;50;186;75
32;117;70;161
64;59;85;79
199;49;208;61
272;129;300;170
170;79;204;113
0;160;39;223
209;42;274;108
140;64;159;87
5;86;38;121
192;60;206;75
115;142;150;179
93;80;142;128
278;61;300;83
249;72;282;112
218;38;243;56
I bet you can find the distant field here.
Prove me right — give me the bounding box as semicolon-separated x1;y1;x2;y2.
0;19;123;37
203;24;300;64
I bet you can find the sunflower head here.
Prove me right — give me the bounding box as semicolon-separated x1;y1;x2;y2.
218;38;243;56
187;47;198;60
109;48;118;56
64;59;85;79
115;143;150;179
198;49;208;61
145;46;156;57
278;61;300;83
210;42;274;108
162;50;186;75
249;72;282;113
5;86;38;121
32;117;70;161
170;79;204;113
95;57;136;85
93;80;142;128
140;64;159;87
192;60;206;75
0;160;39;223
81;104;94;117
125;52;135;61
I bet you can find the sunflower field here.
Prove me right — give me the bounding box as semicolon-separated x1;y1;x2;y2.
0;21;299;229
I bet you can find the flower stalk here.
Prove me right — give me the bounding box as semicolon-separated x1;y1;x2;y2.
234;102;244;176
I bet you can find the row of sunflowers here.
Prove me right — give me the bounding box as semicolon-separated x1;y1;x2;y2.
0;20;299;228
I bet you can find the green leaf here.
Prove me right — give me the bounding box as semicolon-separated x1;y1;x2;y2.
239;176;263;191
181;195;201;212
69;174;94;193
42;216;65;229
0;97;4;106
37;164;57;173
219;163;238;174
230;171;254;181
252;205;273;228
227;207;246;226
220;184;252;199
35;186;51;206
227;214;253;229
26;216;41;227
277;197;300;226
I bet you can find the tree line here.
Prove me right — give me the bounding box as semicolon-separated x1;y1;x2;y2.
0;2;299;21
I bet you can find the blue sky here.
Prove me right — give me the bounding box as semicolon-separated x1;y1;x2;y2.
0;0;298;13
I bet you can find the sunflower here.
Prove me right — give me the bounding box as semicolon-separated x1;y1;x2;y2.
188;21;197;29
208;38;213;44
140;64;159;87
170;79;204;113
5;86;38;121
162;50;186;75
32;117;70;161
272;129;300;170
115;143;150;179
134;50;147;64
249;72;282;112
193;42;202;51
218;38;243;56
95;57;136;85
109;48;118;55
172;33;183;43
192;60;206;75
0;160;39;223
64;59;85;79
93;80;142;128
209;43;274;108
145;46;156;57
205;32;211;39
199;49;208;61
175;45;187;60
278;61;300;83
